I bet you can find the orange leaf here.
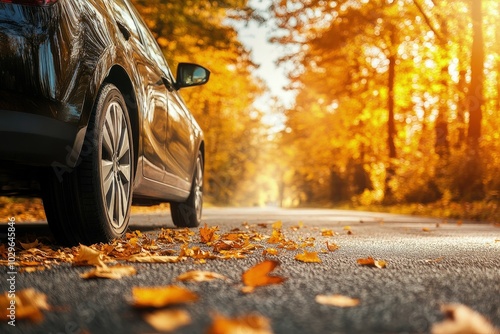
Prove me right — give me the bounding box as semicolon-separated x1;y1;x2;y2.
315;294;360;307
200;223;219;243
422;227;431;232
272;220;282;230
326;242;339;252
262;248;278;256
74;245;106;267
321;229;334;236
357;257;387;268
143;309;191;332
80;264;136;279
207;313;273;334
295;251;321;263
176;270;227;282
242;260;285;289
132;286;198;308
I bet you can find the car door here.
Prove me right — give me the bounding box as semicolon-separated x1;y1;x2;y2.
112;0;169;182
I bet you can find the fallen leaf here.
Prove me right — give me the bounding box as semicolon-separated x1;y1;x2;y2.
326;242;339;252
176;270;227;283
127;254;181;263
262;248;278;256
422;227;431;232
295;251;321;263
143;309;191;332
132;286;198;308
74;245;106;267
242;260;285;292
315;294;360;307
200;223;219;243
20;239;40;250
80;264;136;279
272;220;282;230
321;229;334;236
431;303;499;334
207;313;273;334
343;226;351;231
1;288;50;322
357;257;387;268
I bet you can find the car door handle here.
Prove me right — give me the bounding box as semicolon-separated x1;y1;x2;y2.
116;21;131;41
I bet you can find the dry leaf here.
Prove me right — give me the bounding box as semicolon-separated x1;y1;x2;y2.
357;257;387;268
315;294;360;307
176;270;227;283
262;248;278;256
143;309;191;332
272;220;282;230
343;226;351;231
295;251;321;263
20;239;40;250
132;286;198;308
326;242;339;252
80;264;136;279
431;304;499;334
74;245;106;267
207;313;273;334
242;260;286;291
127;254;181;263
422;227;431;232
200;223;219;243
1;288;50;323
321;229;334;236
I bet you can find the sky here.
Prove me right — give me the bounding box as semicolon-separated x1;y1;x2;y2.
234;0;296;120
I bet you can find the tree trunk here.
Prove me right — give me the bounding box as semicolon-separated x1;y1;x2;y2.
459;0;485;200
384;52;397;203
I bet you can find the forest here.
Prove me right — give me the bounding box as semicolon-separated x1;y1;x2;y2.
132;0;499;221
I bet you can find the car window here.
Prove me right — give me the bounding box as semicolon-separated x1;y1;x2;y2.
112;0;141;41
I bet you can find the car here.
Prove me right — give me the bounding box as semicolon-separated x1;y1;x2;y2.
0;0;210;245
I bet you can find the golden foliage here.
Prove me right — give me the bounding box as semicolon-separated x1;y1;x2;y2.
131;286;198;308
207;313;273;334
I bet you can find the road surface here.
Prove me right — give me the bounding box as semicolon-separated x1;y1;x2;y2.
1;207;499;333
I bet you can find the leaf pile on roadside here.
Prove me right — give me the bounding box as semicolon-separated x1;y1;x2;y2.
241;260;286;293
207;313;273;334
131;285;198;308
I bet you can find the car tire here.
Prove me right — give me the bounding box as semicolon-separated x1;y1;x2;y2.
170;152;203;227
42;83;134;245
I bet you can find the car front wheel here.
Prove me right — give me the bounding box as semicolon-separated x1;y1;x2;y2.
42;83;134;245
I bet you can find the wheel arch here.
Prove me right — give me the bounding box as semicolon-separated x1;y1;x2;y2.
102;65;140;179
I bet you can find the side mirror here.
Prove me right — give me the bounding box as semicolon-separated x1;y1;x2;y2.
175;63;210;90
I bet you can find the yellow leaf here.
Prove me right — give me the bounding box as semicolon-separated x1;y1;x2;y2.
431;304;499;334
143;309;191;332
132;286;198;308
1;288;50;323
262;248;278;256
74;245;106;267
321;229;334;236
295;251;321;263
315;294;360;307
207;313;273;334
357;257;387;268
343;226;351;230
242;260;286;289
176;270;227;283
272;220;282;230
80;264;136;279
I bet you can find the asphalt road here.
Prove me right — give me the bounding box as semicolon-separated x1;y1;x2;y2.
1;207;499;334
